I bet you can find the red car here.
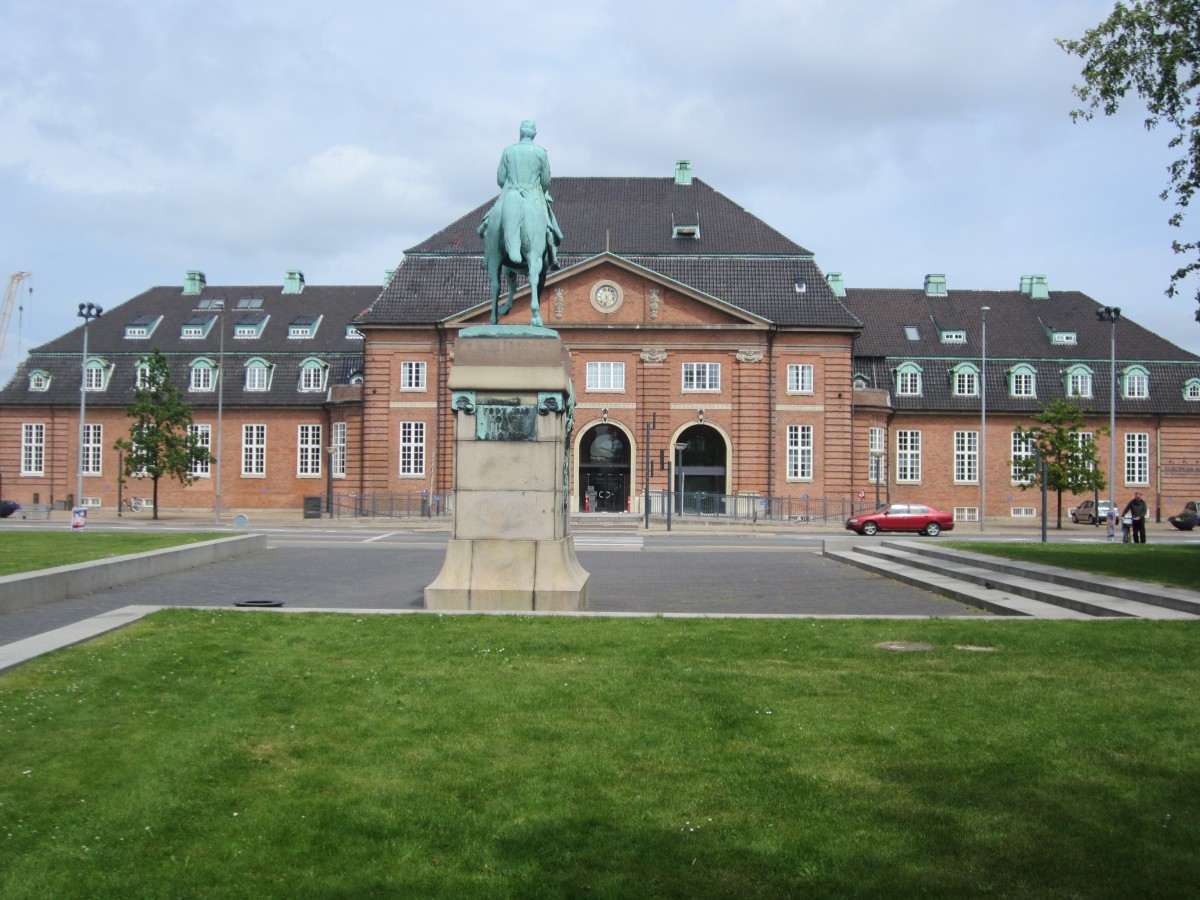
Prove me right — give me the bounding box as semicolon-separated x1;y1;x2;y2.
845;503;955;537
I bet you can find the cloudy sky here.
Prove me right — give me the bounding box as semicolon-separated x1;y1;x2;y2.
3;0;1197;384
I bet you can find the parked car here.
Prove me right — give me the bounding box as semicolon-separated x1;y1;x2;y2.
1168;500;1200;531
0;499;19;518
1070;499;1115;525
845;503;955;537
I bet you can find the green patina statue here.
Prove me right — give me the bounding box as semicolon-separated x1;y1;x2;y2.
478;120;564;327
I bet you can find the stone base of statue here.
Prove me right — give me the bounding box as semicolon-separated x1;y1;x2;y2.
425;325;590;611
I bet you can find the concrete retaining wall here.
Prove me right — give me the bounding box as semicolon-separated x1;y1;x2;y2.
0;535;267;615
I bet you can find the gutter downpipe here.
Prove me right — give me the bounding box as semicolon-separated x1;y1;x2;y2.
766;327;776;500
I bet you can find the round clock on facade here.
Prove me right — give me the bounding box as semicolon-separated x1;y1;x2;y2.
590;280;624;313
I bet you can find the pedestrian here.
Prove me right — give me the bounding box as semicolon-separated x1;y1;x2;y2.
1122;491;1149;544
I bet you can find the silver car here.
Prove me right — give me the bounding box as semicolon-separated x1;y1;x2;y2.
1071;499;1116;525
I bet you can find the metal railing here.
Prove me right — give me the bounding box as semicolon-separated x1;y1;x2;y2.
328;492;454;519
649;491;876;525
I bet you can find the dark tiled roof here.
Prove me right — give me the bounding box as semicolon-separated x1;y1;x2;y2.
409;177;812;258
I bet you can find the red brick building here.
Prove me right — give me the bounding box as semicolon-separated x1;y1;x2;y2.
3;164;1199;521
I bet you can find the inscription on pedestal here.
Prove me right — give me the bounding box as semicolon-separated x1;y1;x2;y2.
477;401;538;441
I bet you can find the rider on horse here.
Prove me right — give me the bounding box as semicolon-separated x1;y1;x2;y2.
479;120;563;269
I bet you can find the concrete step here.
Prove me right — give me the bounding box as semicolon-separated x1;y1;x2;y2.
881;540;1200;617
822;543;1092;618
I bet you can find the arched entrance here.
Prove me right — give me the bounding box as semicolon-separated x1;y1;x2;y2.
673;424;729;511
578;423;631;512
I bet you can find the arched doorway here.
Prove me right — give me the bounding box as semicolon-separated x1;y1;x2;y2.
578;423;631;512
673;424;728;511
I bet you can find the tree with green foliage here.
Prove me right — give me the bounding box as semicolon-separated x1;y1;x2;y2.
1057;1;1200;319
113;350;210;520
1014;399;1108;529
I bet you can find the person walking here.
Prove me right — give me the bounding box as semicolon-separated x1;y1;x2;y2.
1122;492;1149;544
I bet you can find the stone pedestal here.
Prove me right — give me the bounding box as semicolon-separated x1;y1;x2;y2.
425;326;590;611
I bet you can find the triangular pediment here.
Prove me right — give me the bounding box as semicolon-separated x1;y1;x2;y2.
446;253;772;331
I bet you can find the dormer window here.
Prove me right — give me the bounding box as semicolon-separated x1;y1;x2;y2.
895;362;923;396
1009;364;1037;398
84;358;112;392
135;360;152;388
345;324;364;340
1065;364;1093;398
28;370;51;392
288;315;322;339
1185;378;1200;401
1121;365;1149;399
1051;331;1078;346
234;314;269;339
298;358;328;392
124;314;163;339
245;358;273;392
940;330;967;344
189;358;217;392
181;315;217;339
951;362;979;397
236;297;264;309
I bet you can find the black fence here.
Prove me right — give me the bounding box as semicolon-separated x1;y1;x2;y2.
327;492;453;519
647;491;877;525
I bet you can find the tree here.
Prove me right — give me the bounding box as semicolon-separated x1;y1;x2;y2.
1057;2;1200;318
1013;399;1108;529
113;350;210;519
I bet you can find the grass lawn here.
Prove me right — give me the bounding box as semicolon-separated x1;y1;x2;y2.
945;541;1200;591
0;533;224;577
2;611;1198;898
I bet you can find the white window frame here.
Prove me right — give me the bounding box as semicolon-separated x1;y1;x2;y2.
332;421;347;479
952;366;979;397
297;424;322;477
1071;431;1095;472
242;424;266;477
400;361;427;391
954;507;979;522
896;365;922;397
1122;367;1149;399
1066;366;1093;399
84;359;108;392
29;371;50;392
953;430;979;483
786;363;814;394
786;424;813;481
896;430;921;483
245;362;270;392
586;361;626;392
1010;366;1036;398
190;362;215;392
22;423;45;476
1125;432;1150;486
1185;379;1200;401
682;362;720;392
869;427;886;484
299;361;326;393
189;424;211;477
82;423;103;476
1011;432;1034;485
399;421;425;477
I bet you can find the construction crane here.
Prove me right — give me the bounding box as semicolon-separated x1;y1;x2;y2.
1;271;32;371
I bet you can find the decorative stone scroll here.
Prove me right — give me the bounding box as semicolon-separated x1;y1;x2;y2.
640;348;667;363
736;348;764;363
649;289;660;320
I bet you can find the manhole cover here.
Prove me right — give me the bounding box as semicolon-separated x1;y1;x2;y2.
875;641;933;652
235;600;284;608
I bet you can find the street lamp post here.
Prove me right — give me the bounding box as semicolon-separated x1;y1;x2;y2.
1097;306;1121;512
213;299;225;525
980;306;990;532
76;302;103;510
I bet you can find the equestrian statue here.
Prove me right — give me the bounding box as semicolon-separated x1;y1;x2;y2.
477;120;564;327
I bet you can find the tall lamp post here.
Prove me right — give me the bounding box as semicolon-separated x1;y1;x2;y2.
213;299;226;525
76;302;103;509
1097;306;1121;512
980;306;990;532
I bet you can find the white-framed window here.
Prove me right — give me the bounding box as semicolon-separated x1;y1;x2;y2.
941;331;967;344
22;423;45;475
586;361;626;391
234;315;268;339
787;363;814;394
1125;432;1150;485
299;359;327;392
401;361;427;390
84;359;109;391
1009;365;1037;398
895;363;922;396
245;359;271;391
1071;431;1095;472
400;421;425;476
242;424;266;477
786;424;813;480
1065;365;1093;398
332;421;347;479
190;360;215;392
28;370;50;392
682;362;720;391
1185;378;1200;401
1011;431;1035;484
298;424;322;477
1122;366;1149;399
189;424;211;477
1011;507;1037;518
953;430;978;483
82;423;103;476
896;430;921;483
869;426;885;484
135;363;151;389
954;507;979;522
952;364;979;397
